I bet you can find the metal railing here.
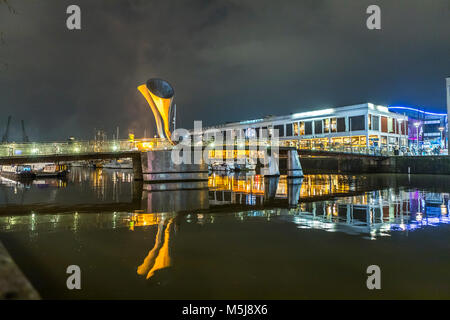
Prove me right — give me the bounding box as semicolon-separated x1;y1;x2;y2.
0;139;172;157
2;137;438;158
296;145;395;157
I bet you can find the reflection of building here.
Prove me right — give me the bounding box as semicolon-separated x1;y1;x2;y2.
208;174;355;205
447;77;450;149
290;189;449;238
208;174;265;205
389;106;447;151
200;103;408;151
0;186;448;241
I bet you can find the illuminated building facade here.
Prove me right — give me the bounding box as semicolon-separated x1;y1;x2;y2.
389;106;448;151
447;77;450;148
203;103;408;151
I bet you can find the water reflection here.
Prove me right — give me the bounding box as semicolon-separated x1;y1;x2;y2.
0;169;449;240
207;173;384;205
0;168;133;209
136;216;174;279
1;188;448;239
1;169;450;298
289;189;450;239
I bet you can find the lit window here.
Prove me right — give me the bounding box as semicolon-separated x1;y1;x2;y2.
299;122;305;135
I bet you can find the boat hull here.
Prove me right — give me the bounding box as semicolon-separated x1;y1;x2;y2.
0;171;36;181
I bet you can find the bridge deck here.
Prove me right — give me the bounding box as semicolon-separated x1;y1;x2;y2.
0;151;140;165
0;138;389;166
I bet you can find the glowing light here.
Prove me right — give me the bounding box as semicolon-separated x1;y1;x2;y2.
240;119;263;125
141;142;153;150
138;79;175;145
389;106;447;117
376;105;389;113
137;218;173;279
292;108;335;119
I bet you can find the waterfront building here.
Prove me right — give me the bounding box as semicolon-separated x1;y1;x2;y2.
389;106;447;152
201;103;408;151
447;77;450;148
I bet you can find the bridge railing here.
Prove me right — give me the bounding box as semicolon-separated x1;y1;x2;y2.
0;137;401;158
198;139;396;156
299;145;395;157
0;139;172;157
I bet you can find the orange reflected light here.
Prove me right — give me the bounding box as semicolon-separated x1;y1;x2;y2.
137;218;173;280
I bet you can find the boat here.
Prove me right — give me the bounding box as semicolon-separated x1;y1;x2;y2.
102;159;133;169
0;165;35;181
210;162;235;172
69;161;87;167
31;163;69;178
234;158;256;172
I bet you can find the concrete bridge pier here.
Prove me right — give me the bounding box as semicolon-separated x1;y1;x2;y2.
139;150;208;185
287;179;303;207
261;152;280;177
132;154;143;180
287;149;303;179
264;176;279;203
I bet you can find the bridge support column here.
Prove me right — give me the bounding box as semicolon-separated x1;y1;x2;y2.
139;150;208;184
264;176;279;203
287;149;303;179
261;152;280;177
132;154;143;180
287;178;303;207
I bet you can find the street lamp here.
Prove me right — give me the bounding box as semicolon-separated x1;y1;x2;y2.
414;122;420;153
398;118;403;148
439;126;445;149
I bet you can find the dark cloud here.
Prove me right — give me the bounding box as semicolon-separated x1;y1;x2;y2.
0;0;449;141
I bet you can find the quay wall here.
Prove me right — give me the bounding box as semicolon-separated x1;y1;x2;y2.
300;156;450;175
0;241;40;299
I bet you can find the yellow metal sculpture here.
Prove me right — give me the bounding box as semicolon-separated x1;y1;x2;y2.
138;78;175;145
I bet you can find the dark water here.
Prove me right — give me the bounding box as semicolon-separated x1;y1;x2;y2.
0;168;449;299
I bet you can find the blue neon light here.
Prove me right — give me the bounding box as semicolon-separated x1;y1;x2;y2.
389;106;447;117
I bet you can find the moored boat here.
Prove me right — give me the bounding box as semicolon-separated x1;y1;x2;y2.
102;159;133;169
31;163;69;178
0;165;36;181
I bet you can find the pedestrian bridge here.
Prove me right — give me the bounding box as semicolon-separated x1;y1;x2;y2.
0;138;389;166
1;139;448;176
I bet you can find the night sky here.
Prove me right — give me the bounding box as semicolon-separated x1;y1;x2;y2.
0;0;449;141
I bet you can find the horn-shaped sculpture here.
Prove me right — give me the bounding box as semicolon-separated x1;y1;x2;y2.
138;78;175;145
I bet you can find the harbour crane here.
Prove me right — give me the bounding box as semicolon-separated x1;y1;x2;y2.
21;120;29;142
1;116;11;143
